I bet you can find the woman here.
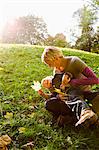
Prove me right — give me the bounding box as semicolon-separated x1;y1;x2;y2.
41;46;99;127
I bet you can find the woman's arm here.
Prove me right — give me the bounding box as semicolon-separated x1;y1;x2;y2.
70;67;99;86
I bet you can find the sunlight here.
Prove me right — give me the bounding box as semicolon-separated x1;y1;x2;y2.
0;1;6;32
0;17;5;32
0;0;84;39
0;1;16;33
0;22;3;33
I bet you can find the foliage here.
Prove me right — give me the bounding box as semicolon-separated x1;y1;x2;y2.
45;33;70;48
1;15;48;45
53;33;70;48
74;5;97;52
91;26;99;53
75;27;93;52
0;44;99;149
45;35;55;46
87;0;99;10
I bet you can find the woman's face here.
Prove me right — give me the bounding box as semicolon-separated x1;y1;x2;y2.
47;58;64;72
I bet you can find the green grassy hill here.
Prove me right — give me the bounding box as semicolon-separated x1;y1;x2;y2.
0;44;99;149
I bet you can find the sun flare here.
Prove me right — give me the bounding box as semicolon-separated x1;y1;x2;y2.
0;0;16;32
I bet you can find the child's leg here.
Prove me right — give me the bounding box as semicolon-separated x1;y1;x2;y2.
45;97;77;126
45;97;61;116
45;97;74;116
66;93;98;127
66;95;89;120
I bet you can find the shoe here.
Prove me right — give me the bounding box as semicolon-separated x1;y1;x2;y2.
75;108;98;127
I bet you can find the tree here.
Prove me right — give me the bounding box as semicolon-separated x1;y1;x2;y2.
2;15;48;45
45;33;70;48
74;5;97;52
91;26;99;53
45;35;55;46
54;33;69;47
87;0;99;10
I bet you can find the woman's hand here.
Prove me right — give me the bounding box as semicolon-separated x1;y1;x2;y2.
60;73;71;90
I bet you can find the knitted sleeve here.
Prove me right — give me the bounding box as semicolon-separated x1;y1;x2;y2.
70;67;99;86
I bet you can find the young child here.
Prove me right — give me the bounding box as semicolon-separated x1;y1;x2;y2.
39;73;70;100
37;74;77;126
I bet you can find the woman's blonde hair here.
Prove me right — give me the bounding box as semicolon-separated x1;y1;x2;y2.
41;46;63;64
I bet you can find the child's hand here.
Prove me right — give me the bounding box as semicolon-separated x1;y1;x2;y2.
38;89;44;95
38;90;50;100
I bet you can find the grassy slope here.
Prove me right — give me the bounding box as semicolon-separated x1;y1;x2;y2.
0;44;99;149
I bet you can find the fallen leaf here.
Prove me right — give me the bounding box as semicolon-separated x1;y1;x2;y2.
18;127;26;133
67;136;73;145
0;67;4;71
4;112;13;119
28;112;35;118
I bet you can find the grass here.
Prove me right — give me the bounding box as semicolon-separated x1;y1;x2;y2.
0;44;99;150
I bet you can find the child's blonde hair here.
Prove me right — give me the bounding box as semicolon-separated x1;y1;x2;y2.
41;46;63;64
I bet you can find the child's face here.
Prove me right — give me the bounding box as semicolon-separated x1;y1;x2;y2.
42;79;52;89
